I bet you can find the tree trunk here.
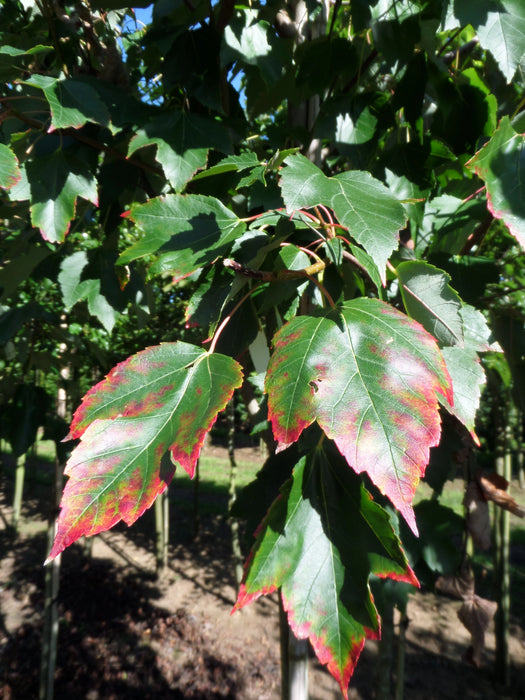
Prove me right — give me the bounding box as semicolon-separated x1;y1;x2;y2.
494;410;511;685
39;451;63;699
11;453;26;532
227;396;244;589
395;610;408;700
279;597;309;700
517;410;524;489
155;487;169;575
375;601;394;699
193;458;200;539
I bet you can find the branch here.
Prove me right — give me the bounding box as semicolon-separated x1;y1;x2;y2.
4;107;163;177
223;257;326;281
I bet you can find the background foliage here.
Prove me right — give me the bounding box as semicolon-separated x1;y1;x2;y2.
2;0;525;697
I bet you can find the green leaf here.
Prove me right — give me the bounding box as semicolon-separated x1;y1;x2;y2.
265;298;453;533
0;44;53;81
221;8;288;84
12;147;98;243
467;117;525;250
0;237;51;302
439;346;485;443
23;75;110;130
120;194;246;281
235;446;417;700
397;261;464;346
58;251;123;333
315;102;377;146
454;0;525;82
419;194;487;256
460;304;500;353
191;152;262;182
47;342;243;561
128;111;232;192
0;144;21;190
280;155;405;284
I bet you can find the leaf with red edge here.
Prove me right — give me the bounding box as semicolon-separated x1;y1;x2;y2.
47;342;242;562
265;298;453;534
0;144;21;190
234;444;418;699
467;117;525;250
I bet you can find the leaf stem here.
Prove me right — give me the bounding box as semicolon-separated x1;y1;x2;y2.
208;285;260;354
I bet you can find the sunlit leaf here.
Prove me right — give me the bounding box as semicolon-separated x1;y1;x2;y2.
0;144;21;189
440;346;485;443
454;0;525;82
467;117;525;249
47;342;242;561
24;148;98;243
120;194;246;281
280;154;405;284
23;75;110;129
397;260;464;346
266;298;452;533
128;112;232;192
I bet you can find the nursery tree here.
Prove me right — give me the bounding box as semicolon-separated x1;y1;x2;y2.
2;0;525;697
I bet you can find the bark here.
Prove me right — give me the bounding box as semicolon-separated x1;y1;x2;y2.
39;370;68;700
494;407;511;685
375;601;394;699
279;597;309;700
227;397;244;590
155;488;169;576
193;458;200;539
494;399;512;685
11;453;26;532
395;610;408;700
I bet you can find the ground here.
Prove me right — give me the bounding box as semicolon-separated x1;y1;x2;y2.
0;445;524;699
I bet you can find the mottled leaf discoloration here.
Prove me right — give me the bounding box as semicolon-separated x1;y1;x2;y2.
47;342;242;561
266;298;452;533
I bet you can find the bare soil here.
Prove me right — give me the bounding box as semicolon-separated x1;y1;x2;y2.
1;446;524;699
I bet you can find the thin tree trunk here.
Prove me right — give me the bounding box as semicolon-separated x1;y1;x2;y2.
39;451;63;699
155;488;169;575
517;410;524;489
375;600;394;699
227;397;244;589
12;453;26;531
494;410;511;685
193;458;200;539
395;610;408;700
279;596;309;700
39;351;68;699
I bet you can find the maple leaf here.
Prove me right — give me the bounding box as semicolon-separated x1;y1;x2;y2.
265;298;453;533
234;445;418;699
47;342;242;561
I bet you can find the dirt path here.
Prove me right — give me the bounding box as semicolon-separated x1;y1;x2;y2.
1;448;524;699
